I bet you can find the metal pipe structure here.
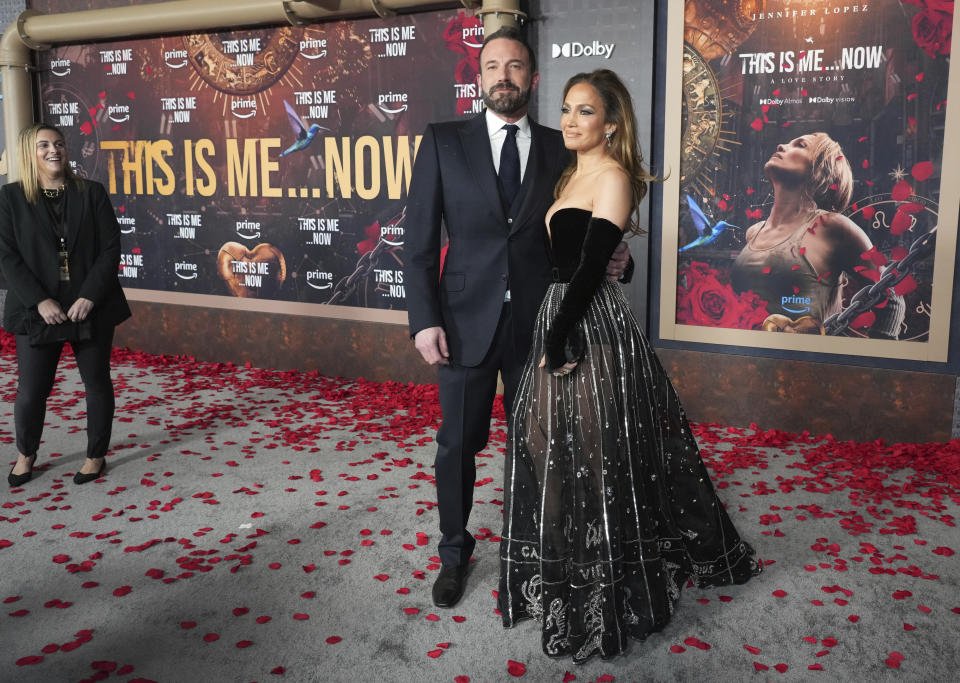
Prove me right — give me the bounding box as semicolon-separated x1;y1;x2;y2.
0;0;469;180
475;0;524;35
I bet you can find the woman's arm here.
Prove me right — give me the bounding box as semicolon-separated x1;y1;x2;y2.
543;169;630;370
0;186;53;309
822;213;905;339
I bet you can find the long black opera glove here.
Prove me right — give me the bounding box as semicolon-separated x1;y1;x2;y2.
544;217;624;370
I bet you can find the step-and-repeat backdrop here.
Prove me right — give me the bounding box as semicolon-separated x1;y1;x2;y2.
38;8;485;313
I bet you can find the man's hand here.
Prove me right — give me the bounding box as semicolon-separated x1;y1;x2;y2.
37;298;67;324
67;297;94;322
414;326;450;365
605;241;630;281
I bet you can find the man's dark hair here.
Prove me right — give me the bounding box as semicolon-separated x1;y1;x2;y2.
479;26;537;73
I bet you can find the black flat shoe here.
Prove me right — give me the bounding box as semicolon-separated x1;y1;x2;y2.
8;456;36;487
432;565;468;608
73;459;106;485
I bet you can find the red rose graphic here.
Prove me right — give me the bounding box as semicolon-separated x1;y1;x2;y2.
443;13;483;59
357;221;380;255
911;7;953;58
677;261;770;329
454;58;480;116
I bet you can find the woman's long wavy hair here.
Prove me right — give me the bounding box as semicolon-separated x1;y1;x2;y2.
18;123;79;204
554;69;658;236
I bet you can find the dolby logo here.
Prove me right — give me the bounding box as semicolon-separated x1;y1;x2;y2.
551;41;615;60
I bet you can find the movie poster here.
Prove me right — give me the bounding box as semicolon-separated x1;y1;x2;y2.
35;8;485;318
659;0;959;361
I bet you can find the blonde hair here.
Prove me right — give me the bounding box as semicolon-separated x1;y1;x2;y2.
806;132;853;212
18;123;78;204
554;69;658;236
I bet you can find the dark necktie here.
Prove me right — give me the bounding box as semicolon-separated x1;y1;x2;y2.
499;124;520;209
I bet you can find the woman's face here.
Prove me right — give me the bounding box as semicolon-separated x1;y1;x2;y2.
560;82;615;153
765;134;819;182
35;129;67;184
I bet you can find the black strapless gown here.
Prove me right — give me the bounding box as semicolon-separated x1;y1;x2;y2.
498;208;762;663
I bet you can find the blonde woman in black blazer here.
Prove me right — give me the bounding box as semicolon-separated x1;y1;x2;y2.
0;123;130;487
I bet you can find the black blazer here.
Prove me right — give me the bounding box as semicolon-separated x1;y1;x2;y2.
404;113;568;367
0;179;131;334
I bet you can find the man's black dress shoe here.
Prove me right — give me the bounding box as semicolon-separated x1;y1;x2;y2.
8;456;36;487
74;459;106;485
432;565;468;608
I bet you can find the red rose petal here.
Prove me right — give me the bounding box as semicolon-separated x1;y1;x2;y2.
890;210;913;236
202;633;219;642
891;180;913;201
236;640;253;648
16;655;43;666
507;660;527;677
293;613;309;620
112;586;132;597
326;636;342;644
912;161;934;181
670;644;686;653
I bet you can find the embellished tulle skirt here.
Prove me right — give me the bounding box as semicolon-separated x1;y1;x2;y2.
498;281;763;663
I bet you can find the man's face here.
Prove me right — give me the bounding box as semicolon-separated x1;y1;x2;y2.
479;37;538;118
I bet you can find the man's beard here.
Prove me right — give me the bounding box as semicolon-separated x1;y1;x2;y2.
482;81;530;116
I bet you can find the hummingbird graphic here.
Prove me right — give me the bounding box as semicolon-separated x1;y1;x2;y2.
279;99;329;157
679;194;739;252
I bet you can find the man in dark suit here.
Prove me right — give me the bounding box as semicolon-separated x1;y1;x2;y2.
404;27;629;607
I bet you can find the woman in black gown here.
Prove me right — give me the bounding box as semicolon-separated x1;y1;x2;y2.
498;69;762;662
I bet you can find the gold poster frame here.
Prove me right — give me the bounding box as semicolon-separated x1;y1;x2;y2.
658;2;960;362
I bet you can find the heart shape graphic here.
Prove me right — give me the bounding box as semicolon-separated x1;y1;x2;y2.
217;242;287;298
761;314;824;335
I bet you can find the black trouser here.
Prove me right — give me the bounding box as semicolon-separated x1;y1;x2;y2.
435;303;527;567
15;326;116;460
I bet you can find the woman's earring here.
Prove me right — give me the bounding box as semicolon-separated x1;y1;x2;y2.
605;130;613;147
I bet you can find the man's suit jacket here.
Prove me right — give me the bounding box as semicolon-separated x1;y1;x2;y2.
0;179;131;334
404;113;568;367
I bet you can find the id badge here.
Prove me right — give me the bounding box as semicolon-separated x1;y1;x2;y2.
58;250;70;282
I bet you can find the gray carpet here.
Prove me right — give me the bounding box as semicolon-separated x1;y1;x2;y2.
1;343;959;682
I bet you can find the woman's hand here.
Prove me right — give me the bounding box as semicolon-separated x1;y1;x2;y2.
539;354;578;377
66;297;94;322
37;298;67;324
